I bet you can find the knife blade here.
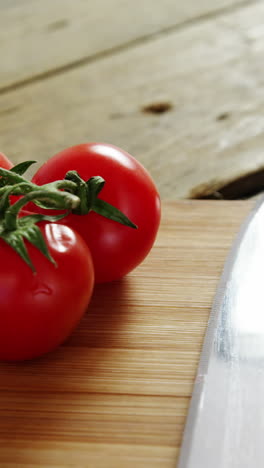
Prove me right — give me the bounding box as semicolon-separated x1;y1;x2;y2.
178;196;264;468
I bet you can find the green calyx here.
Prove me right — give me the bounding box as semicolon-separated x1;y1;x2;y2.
0;161;137;271
0;182;79;271
0;212;67;271
65;170;137;229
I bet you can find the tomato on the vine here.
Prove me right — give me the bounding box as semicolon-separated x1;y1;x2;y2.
0;221;94;361
31;143;161;283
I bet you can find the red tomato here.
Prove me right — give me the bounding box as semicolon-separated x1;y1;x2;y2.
0;221;94;361
0;151;13;170
31;143;161;283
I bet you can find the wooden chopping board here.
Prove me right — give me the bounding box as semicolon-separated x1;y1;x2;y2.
0;200;254;468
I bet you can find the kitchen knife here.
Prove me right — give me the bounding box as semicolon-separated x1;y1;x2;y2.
178;196;264;468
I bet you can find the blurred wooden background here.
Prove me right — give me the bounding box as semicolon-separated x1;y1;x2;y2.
1;0;264;199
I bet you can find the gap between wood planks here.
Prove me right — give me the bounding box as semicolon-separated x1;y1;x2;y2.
0;0;260;96
193;169;264;200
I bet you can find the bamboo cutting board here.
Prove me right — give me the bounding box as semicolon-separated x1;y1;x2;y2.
0;200;253;468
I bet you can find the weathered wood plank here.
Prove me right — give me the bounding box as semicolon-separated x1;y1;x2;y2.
0;0;248;90
1;2;264;198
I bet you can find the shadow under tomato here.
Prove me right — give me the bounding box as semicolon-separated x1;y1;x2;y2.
65;276;134;349
0;277;136;451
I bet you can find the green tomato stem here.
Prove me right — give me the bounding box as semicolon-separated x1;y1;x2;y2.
42;179;78;192
4;189;80;231
0;167;35;185
0;166;137;231
0;183;32;216
0;168;78;194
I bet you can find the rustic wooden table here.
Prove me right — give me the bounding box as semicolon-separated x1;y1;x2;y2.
0;2;263;467
1;0;264;199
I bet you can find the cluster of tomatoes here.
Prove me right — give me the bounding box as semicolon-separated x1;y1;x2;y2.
0;143;161;361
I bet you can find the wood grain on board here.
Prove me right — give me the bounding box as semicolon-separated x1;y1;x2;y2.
0;200;253;467
1;1;264;199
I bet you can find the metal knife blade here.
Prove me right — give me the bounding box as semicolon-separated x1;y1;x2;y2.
178;197;264;468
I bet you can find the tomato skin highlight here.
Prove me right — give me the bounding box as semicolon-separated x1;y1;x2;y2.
31;143;161;283
0;152;13;170
0;222;94;361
